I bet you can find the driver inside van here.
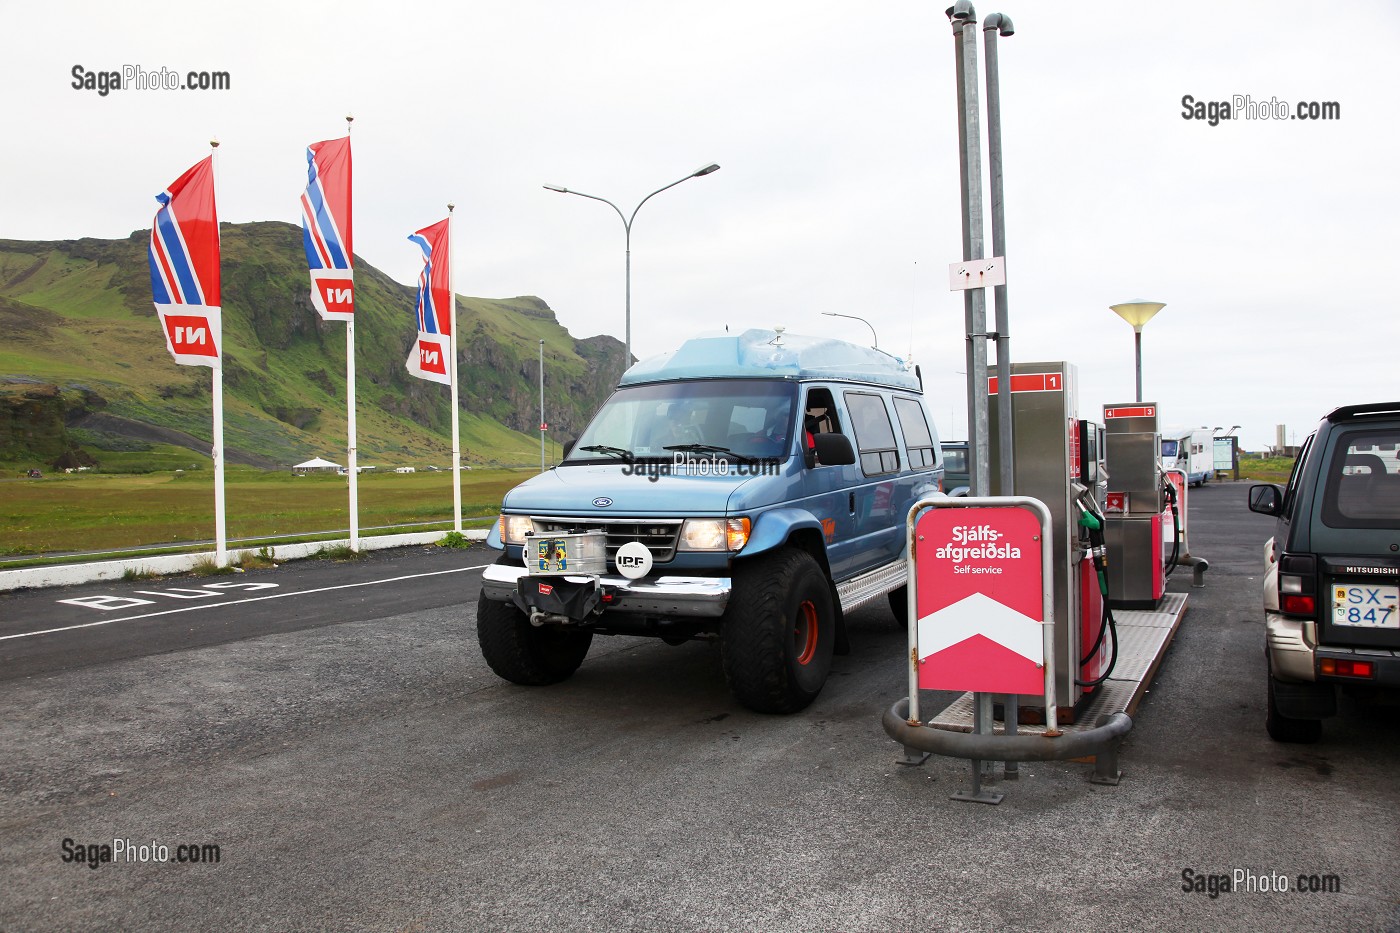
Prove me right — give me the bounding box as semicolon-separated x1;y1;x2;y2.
656;402;704;448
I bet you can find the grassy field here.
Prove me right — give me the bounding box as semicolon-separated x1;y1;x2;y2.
0;464;533;556
1235;454;1295;483
1;450;1300;559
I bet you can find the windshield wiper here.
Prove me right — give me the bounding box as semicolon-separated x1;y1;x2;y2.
663;443;758;465
577;444;634;462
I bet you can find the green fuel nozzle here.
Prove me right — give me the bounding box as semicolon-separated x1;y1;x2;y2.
1077;499;1110;588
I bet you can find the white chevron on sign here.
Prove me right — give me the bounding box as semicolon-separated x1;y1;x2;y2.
917;591;1043;663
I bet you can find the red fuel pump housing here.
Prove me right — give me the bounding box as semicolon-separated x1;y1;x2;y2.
1079;556;1109;687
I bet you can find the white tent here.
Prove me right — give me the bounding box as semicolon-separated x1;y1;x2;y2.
292;457;343;474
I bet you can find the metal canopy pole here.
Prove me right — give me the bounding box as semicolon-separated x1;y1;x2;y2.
983;12;1014;501
950;2;989;500
983;9;1018;774
949;0;997;801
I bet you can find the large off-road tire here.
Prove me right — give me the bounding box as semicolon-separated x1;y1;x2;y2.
720;549;836;714
476;590;592;686
887;585;910;626
1266;673;1322;743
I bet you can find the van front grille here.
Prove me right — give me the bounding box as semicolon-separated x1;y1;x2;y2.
530;516;684;563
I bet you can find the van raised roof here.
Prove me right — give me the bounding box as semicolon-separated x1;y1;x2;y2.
619;328;920;391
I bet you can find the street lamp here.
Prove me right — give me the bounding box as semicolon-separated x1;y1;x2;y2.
1109;300;1165;403
820;311;879;348
544;163;721;364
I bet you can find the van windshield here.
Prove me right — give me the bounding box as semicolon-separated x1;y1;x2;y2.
567;380;797;464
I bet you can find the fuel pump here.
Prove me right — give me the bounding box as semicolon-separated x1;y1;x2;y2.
1103;404;1166;609
1075;421;1114;688
1161;471;1182;580
1160;462;1210;586
988;363;1113;719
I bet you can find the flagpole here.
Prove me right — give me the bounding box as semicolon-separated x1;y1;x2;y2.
209;138;228;568
447;203;462;533
345;115;359;552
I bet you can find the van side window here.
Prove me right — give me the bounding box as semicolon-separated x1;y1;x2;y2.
893;396;936;470
844;391;900;476
802;388;842;436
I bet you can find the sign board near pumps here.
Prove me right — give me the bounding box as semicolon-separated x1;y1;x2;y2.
1213;437;1235;472
914;504;1047;695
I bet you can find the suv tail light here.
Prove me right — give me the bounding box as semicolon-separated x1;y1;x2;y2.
1278;553;1317;617
1319;658;1374;678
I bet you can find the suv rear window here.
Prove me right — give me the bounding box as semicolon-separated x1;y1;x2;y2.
1320;428;1400;528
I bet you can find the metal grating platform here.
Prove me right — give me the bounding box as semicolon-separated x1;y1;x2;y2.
928;592;1188;736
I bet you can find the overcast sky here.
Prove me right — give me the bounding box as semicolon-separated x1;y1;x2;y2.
5;1;1397;451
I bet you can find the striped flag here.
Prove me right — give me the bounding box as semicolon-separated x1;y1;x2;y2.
149;156;221;367
300;136;354;320
406;217;452;385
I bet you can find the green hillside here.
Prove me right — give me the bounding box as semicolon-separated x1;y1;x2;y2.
0;222;626;469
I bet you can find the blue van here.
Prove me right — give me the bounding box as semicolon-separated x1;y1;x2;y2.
479;329;945;712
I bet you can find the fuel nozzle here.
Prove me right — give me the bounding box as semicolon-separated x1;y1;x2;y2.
1076;497;1110;586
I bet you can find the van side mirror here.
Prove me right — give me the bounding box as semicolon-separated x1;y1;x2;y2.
809;433;855;468
562;440;575;459
1248;484;1283;516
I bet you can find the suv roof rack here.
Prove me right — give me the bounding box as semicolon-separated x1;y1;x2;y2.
1326;402;1400;422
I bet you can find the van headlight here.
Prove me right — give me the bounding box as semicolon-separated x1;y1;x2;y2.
499;514;535;545
679;517;751;552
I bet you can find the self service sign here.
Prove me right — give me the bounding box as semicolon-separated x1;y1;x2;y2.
914;503;1049;696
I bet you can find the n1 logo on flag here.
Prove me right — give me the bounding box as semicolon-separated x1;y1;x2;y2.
149;156;222;368
301;136;354;321
309;270;355;319
410;336;449;383
162;314;220;362
405;217;453;386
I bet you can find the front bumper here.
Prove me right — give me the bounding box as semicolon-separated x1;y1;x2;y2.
481;562;731;618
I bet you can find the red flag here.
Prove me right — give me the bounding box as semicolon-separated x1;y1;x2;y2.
406;218;452;385
149;156;221;367
301;136;354;320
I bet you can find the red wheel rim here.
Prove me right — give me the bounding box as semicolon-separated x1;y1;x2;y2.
794;600;819;666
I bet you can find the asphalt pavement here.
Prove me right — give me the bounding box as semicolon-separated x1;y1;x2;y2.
1;483;1397;931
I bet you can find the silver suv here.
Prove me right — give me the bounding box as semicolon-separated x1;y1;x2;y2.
1248;402;1400;742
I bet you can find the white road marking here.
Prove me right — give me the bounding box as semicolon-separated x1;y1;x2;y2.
1;564;494;642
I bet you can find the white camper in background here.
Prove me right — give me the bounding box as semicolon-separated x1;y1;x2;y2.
1162;428;1215;486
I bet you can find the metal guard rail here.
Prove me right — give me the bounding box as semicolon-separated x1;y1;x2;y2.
882;698;1133;784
